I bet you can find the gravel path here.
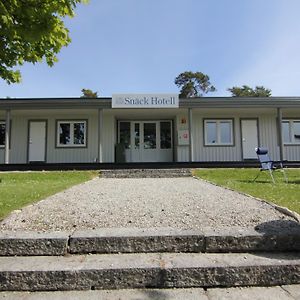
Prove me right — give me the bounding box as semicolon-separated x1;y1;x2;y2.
0;177;296;232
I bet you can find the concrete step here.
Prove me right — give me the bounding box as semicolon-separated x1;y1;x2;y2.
100;168;192;178
1;285;300;299
1;227;300;256
0;252;299;291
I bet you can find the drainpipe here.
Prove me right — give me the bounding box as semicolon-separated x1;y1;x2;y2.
5;109;10;164
277;107;284;161
188;108;194;162
98;108;103;163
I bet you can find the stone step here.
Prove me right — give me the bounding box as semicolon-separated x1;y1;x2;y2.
1;227;300;256
100;168;192;178
0;252;299;291
1;285;300;300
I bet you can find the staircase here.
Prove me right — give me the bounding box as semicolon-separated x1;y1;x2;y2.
0;227;299;292
100;168;192;178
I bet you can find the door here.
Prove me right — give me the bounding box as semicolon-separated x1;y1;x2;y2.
241;119;258;159
142;121;157;162
28;121;47;162
118;120;173;162
131;122;142;162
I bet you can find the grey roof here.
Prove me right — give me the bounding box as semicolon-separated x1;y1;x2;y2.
0;97;300;109
180;97;300;108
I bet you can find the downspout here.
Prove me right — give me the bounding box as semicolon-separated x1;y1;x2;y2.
5;109;10;164
277;107;284;161
98;108;103;163
188;108;194;162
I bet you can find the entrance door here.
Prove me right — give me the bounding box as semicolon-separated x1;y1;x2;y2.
241;119;258;159
28;121;47;162
142;121;158;162
118;120;173;162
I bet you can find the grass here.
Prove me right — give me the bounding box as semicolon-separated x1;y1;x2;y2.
0;171;98;221
194;168;300;214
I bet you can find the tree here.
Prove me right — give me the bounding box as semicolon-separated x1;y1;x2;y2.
228;85;272;97
0;0;88;84
174;71;216;98
80;89;98;98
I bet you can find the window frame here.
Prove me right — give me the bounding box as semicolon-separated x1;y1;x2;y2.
56;120;87;148
282;119;300;145
204;119;234;146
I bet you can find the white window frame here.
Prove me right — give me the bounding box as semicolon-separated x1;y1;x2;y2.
0;121;5;148
56;120;87;148
282;119;300;145
204;119;234;146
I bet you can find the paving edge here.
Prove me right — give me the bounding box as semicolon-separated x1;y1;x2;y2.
0;226;300;256
1;286;299;300
0;252;299;291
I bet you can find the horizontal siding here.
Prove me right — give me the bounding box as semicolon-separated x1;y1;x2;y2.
8;111;99;164
2;108;299;164
47;114;98;163
10;116;28;163
102;113;115;163
192;114;241;162
177;146;189;162
259;115;280;161
284;146;300;161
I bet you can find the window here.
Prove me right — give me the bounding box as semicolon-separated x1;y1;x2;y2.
144;122;156;149
160;121;172;149
119;121;131;149
204;119;233;145
282;120;300;144
57;121;86;147
0;122;5;147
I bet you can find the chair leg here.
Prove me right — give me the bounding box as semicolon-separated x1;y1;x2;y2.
269;169;275;183
282;169;288;183
253;170;261;182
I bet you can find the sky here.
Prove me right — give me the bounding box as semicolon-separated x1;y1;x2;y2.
1;0;300;98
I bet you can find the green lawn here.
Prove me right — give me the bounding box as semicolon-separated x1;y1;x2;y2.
0;171;98;221
194;168;300;214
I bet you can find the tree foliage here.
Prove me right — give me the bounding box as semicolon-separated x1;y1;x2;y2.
174;71;216;98
228;85;272;97
0;0;88;84
80;88;98;98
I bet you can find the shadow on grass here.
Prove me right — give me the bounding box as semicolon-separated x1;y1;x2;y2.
237;179;300;184
285;180;300;184
237;179;277;184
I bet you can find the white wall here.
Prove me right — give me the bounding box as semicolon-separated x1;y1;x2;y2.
192;110;242;162
5;109;99;164
190;108;295;162
102;112;115;163
1;107;299;164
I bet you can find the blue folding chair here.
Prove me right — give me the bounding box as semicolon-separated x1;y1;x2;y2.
253;147;288;183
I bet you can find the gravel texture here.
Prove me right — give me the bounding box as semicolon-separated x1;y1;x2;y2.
0;177;297;232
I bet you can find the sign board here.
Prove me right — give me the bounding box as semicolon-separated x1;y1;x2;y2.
112;94;179;108
178;129;190;145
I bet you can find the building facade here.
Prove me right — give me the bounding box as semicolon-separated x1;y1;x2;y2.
0;95;299;164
